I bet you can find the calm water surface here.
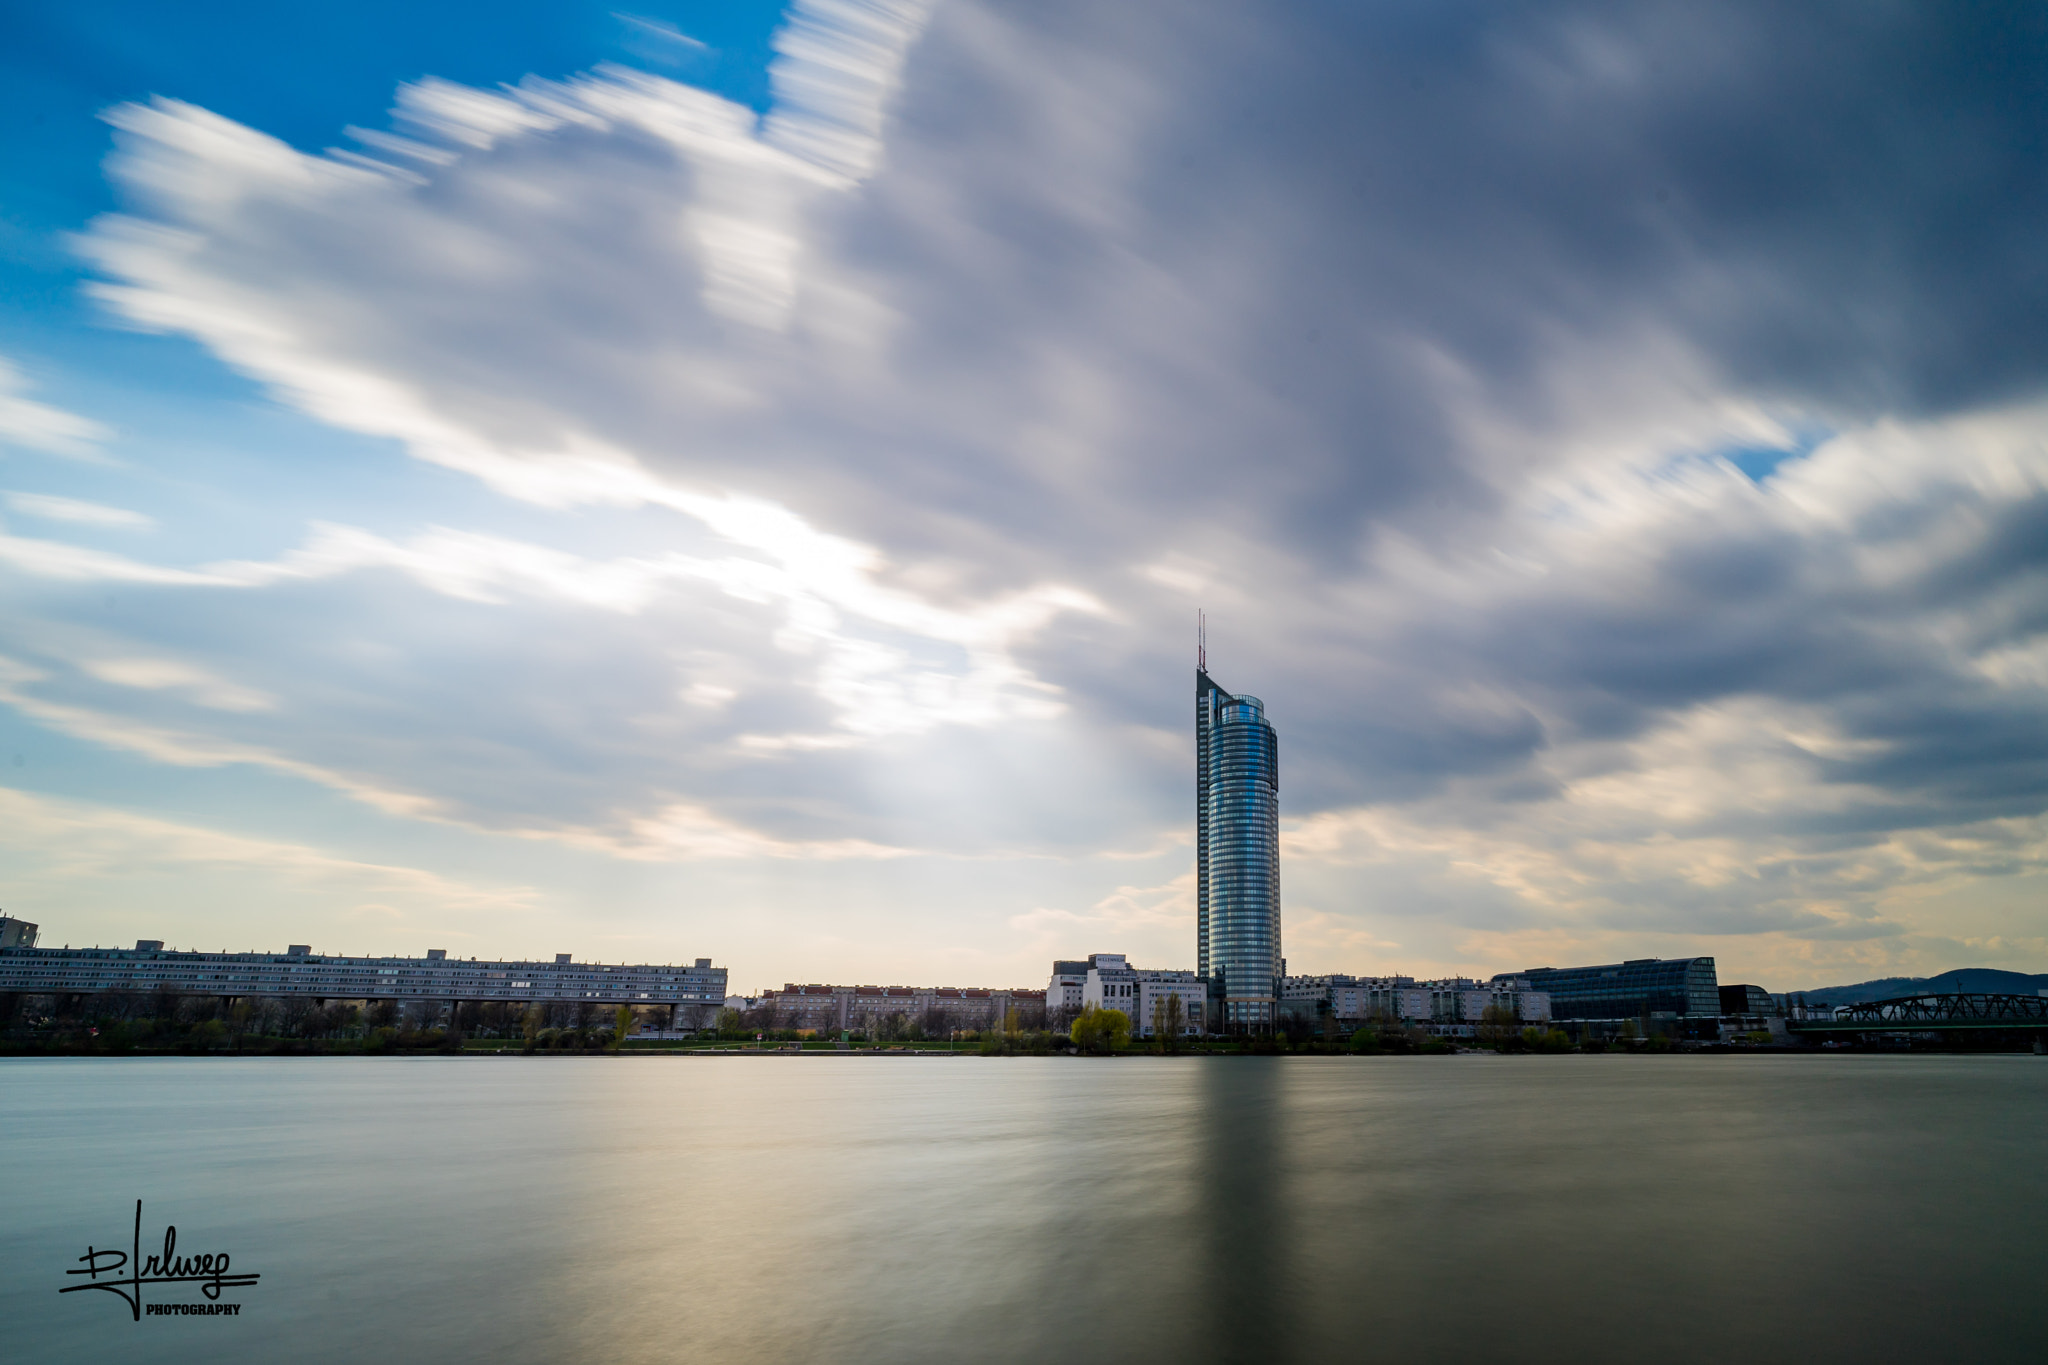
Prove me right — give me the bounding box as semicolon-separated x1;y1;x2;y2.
2;1054;2042;1363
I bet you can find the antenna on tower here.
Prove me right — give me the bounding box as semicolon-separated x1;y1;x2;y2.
1198;609;1206;672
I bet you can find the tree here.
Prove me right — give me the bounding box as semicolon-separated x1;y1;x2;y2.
147;984;180;1028
1477;1004;1521;1051
251;997;285;1038
1071;1006;1131;1054
1276;1011;1314;1050
1151;995;1185;1051
281;995;315;1038
608;1004;633;1052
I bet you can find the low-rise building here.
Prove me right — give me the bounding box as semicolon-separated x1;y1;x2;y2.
756;983;1046;1034
1079;953;1205;1037
1282;974;1551;1034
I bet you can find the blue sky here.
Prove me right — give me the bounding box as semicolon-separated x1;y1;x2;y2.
3;0;2047;993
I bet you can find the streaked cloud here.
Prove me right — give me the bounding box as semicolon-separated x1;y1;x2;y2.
0;359;112;459
4;491;153;528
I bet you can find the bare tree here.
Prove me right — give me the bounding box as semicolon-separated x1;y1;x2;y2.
278;996;313;1037
1152;994;1185;1044
98;989;142;1024
248;997;285;1037
148;984;180;1027
1476;1003;1520;1050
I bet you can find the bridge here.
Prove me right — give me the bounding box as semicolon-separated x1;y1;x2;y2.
1790;992;2048;1035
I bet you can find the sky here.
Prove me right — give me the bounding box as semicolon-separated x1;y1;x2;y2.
2;0;2047;994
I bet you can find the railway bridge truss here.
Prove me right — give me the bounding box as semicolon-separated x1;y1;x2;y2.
1791;992;2048;1035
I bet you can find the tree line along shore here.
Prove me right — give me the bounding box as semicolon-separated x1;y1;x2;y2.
3;991;1710;1057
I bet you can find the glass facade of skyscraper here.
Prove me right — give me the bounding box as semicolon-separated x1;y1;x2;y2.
1197;669;1281;1030
1493;958;1720;1020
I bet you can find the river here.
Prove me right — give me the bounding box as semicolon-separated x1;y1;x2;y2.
3;1053;2041;1362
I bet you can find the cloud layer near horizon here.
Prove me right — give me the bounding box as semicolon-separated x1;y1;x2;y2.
6;0;2048;988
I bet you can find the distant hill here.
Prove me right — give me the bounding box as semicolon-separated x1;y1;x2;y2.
1786;968;2048;1006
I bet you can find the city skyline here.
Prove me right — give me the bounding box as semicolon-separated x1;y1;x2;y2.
3;2;2048;995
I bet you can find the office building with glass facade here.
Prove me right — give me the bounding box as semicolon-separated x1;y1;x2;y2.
1197;668;1281;1031
1492;957;1719;1021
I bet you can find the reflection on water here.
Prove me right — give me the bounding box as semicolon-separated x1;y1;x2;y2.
3;1055;2044;1363
1196;1060;1288;1363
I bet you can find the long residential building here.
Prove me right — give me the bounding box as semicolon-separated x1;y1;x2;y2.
0;940;727;1015
757;983;1047;1033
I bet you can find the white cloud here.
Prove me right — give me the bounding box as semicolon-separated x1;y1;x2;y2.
0;658;439;817
80;656;275;713
570;801;910;861
0;786;540;943
0;511;1101;738
0;529;225;585
0;360;112;459
4;491;153;528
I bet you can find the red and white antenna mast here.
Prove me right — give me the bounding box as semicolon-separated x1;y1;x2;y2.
1198;609;1206;672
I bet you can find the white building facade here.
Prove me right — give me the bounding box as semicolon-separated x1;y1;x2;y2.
1047;961;1088;1025
1080;953;1206;1037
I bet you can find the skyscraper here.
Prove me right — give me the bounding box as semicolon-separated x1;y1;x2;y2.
1197;665;1281;1031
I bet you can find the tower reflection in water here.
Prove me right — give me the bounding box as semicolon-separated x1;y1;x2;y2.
1193;1060;1295;1362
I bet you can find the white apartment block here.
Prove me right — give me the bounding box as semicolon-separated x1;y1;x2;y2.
1047;961;1088;1021
1079;953;1207;1037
